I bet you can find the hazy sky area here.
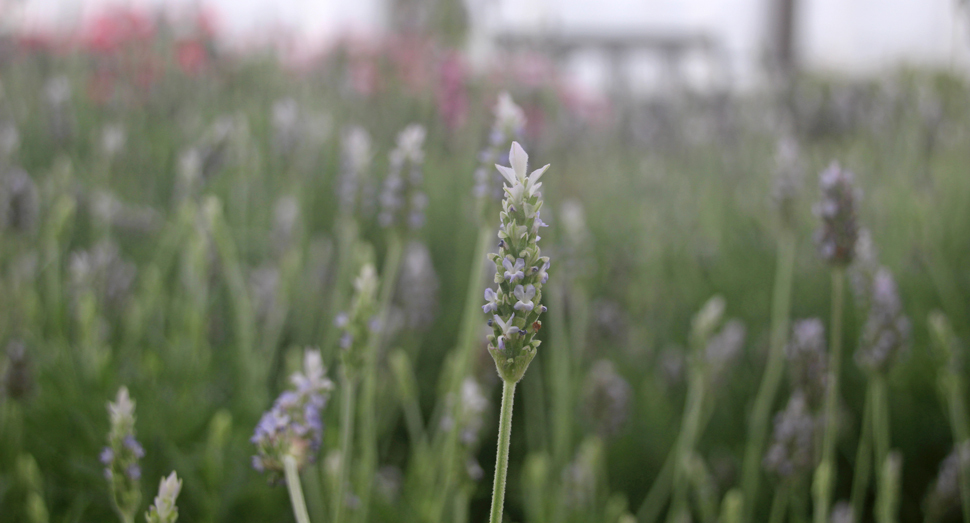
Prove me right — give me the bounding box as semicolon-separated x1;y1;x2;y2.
10;0;970;92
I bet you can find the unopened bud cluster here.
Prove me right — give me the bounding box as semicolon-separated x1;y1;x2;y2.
814;162;860;266
338;126;373;217
252;349;334;480
379;124;428;231
483;142;550;383
145;472;182;523
474;92;526;217
336;264;380;373
102;387;144;517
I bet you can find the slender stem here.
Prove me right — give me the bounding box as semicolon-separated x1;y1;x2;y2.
333;371;357;523
814;268;845;523
871;375;890;502
356;234;404;522
489;380;517;523
741;231;796;522
668;371;707;523
548;281;573;469
636;451;676;523
850;383;874;521
767;485;789;523
284;455;313;523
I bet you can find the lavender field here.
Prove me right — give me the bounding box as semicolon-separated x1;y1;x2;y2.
1;7;970;523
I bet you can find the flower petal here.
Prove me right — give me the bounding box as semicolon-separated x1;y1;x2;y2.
527;164;549;186
495;165;517;186
510;142;528;179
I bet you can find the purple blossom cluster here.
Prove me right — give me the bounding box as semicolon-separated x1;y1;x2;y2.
814;162;860;266
856;268;911;374
252;349;334;480
102;386;144;518
379;124;428;231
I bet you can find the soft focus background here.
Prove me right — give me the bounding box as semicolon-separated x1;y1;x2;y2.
1;0;970;522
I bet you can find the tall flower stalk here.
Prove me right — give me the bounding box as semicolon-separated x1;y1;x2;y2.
741;137;801;522
102;387;143;523
484;141;550;523
357;124;426;523
812;162;860;523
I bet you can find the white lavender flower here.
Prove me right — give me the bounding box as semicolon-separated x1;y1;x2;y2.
249;265;280;324
145;472;182;523
848;229;879;312
396;241;439;329
379;124;428;230
814;162;860;266
102;387;143;518
856;268;911;374
252;349;334;481
0;119;20;159
271;195;301;256
338;126;373;217
581;360;632;438
101;123;127;158
484;142;550;383
763;392;815;478
787;319;828;411
559;199;594;283
271;98;300;156
44;76;73;144
474;92;526;216
830;502;854;523
0;167;39;234
705;319;746;378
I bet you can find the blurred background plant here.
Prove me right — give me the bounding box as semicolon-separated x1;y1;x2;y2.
0;1;969;522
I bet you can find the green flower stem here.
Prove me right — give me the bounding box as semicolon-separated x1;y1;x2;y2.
741;231;795;522
284;454;313;523
333;370;357;523
323;218;360;359
814;268;845;523
767;485;789;523
635;450;675;523
547;281;573;468
850;383;874;520
356;233;404;523
930;312;970;523
489;380;517;523
668;370;708;523
871;376;890;488
429;223;493;521
205;198;259;415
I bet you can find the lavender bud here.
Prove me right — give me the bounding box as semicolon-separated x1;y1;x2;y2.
787;319;828;411
855;268;910;374
830;502;855;523
762;392;815;478
103;386;143;519
145;472;182;523
705;319;746;380
271;98;300;156
338;126;372;217
771;136;803;228
380;124;427;231
336;264;380;374
813;162;860;266
581;360;632;438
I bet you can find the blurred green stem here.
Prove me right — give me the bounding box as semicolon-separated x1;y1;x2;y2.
850;383;874;520
814;268;845;523
667;370;708;523
284;454;312;523
489;380;517;523
767;485;789;523
548;281;573;468
357;233;404;523
741;231;795;522
334;370;357;523
871;375;890;511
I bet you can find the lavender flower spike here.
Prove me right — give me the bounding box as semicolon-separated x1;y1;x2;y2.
813;162;860;266
251;348;334;483
103;386;143;521
484;141;551;383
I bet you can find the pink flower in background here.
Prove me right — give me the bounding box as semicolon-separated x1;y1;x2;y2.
176;39;208;75
388;35;434;96
436;51;468;131
79;7;155;54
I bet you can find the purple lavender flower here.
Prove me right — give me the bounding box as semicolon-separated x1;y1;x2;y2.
856;268;911;374
763;392;815;478
103;386;143;519
814;162;860;266
787;319;828;411
252;348;334;481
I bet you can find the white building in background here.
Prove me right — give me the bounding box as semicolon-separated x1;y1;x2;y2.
10;0;970;91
